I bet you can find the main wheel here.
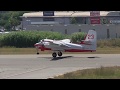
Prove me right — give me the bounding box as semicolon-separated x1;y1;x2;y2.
37;52;39;54
58;51;62;57
52;52;57;58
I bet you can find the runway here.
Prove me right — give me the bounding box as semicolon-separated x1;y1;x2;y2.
0;54;120;79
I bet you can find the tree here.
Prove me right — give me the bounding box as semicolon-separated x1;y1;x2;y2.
8;12;21;30
70;17;77;24
4;22;12;31
0;11;30;31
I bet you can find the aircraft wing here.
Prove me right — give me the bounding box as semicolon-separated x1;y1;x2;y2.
49;41;71;48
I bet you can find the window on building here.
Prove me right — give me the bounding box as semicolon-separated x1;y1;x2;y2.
65;29;67;34
79;29;81;32
116;33;117;38
50;29;53;31
43;18;54;21
75;17;86;24
107;29;110;38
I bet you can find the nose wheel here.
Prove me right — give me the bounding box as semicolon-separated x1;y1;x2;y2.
36;46;39;55
37;52;39;54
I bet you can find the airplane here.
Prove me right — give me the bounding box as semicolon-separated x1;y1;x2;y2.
34;30;97;58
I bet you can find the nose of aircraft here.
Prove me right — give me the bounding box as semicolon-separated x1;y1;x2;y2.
34;42;45;51
34;42;44;47
34;43;40;47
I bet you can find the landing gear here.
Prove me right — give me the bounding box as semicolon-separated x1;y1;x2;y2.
37;52;39;54
52;51;62;58
52;52;57;58
36;47;39;55
58;51;62;57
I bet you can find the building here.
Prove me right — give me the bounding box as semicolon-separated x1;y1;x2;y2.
21;11;120;25
20;11;120;39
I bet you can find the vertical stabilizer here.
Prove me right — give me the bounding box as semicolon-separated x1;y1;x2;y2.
81;30;97;51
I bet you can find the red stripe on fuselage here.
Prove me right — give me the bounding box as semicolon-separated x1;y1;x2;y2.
65;49;96;52
36;44;95;52
38;47;51;50
34;44;51;51
39;47;95;52
73;41;92;45
80;41;92;45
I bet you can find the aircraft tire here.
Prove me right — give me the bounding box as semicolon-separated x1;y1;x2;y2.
52;52;57;58
58;51;62;56
37;52;39;54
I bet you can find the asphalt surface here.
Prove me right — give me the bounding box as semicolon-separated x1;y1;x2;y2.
0;54;120;79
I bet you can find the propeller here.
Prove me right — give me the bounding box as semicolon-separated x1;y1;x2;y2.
40;40;45;51
35;39;45;55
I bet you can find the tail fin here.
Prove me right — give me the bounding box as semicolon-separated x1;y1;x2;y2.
84;30;96;42
81;30;97;51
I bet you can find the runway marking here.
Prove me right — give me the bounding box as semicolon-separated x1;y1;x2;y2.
2;67;49;79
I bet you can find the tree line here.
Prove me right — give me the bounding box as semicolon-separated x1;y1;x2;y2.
0;11;30;31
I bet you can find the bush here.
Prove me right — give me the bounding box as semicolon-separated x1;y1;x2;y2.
2;30;120;48
70;32;86;43
0;31;64;48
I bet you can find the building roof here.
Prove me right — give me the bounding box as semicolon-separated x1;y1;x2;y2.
21;11;120;18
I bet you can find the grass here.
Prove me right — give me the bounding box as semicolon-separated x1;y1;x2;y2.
0;47;120;54
93;47;120;54
53;66;120;79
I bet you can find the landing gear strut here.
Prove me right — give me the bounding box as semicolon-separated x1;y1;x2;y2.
36;47;39;55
